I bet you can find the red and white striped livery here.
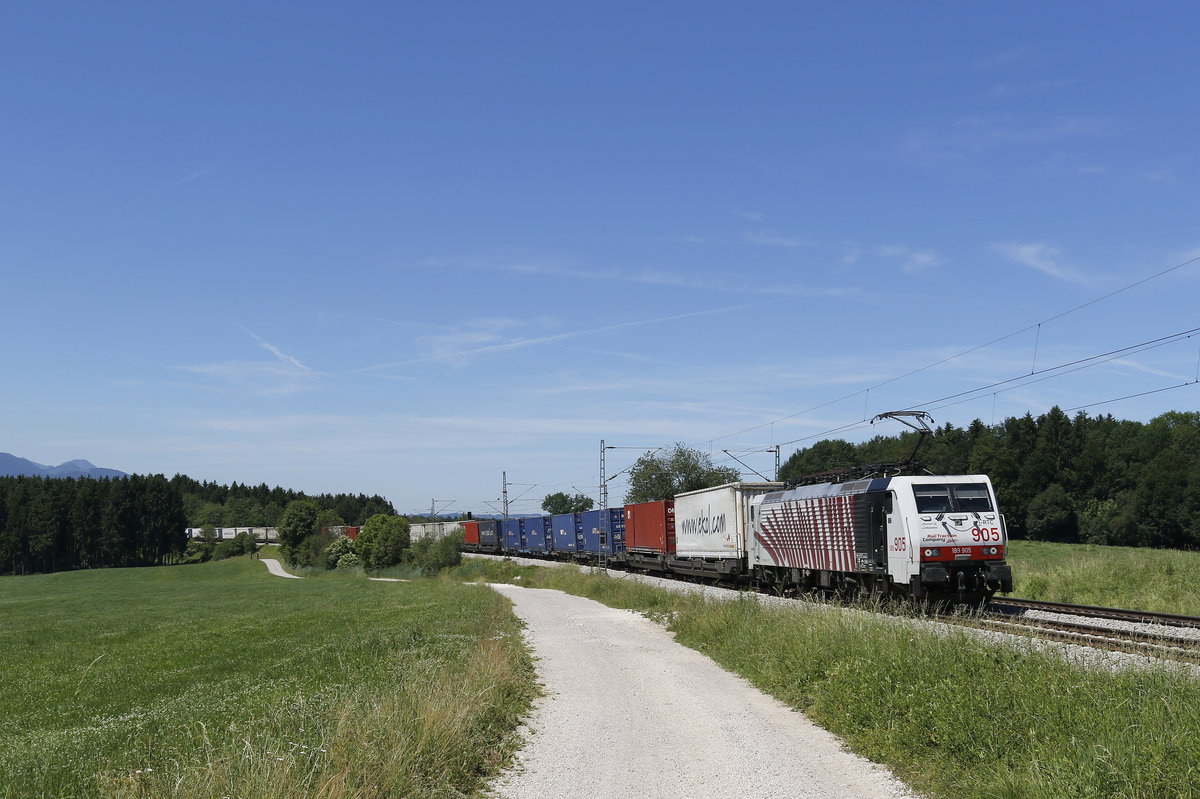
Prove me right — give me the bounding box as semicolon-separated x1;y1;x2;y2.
756;493;858;573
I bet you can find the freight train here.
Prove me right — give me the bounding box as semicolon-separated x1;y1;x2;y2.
459;473;1013;605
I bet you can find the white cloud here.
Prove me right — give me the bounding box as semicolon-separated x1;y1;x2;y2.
1106;358;1190;381
1138;168;1180;184
902;115;1118;166
356;301;777;372
475;258;842;298
1173;247;1200;265
971;47;1030;70
171;361;320;396
173;326;318;395
986;78;1076;98
877;245;945;274
170;165;216;187
991;242;1095;287
238;327;311;373
742;231;808;248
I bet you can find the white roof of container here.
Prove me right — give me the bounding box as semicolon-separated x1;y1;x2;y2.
674;481;784;498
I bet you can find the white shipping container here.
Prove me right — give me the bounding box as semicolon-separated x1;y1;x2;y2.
410;521;464;541
673;482;783;559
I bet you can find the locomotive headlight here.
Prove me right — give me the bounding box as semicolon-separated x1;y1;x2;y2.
923;548;940;558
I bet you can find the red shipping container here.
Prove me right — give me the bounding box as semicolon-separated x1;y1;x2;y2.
623;500;675;554
462;521;480;546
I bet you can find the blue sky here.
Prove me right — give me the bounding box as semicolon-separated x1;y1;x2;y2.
4;2;1199;516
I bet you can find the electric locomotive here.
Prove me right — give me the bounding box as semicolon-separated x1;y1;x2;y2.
749;472;1012;604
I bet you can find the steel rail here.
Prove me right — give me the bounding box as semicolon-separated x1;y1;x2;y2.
949;613;1200;665
988;597;1200;629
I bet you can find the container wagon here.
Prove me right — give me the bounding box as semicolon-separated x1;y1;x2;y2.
461;521;480;553
623;500;674;572
579;507;625;559
551;513;582;558
521;516;552;555
477;519;502;554
501;518;523;552
672;482;782;578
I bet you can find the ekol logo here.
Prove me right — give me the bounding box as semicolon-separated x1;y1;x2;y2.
679;506;726;537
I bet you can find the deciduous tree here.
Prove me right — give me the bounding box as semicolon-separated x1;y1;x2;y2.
541;492;595;514
625;444;741;504
277;499;320;553
356;513;410;570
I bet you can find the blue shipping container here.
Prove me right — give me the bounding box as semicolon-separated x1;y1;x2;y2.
579;508;625;555
521;516;551;553
501;518;523;552
550;513;581;553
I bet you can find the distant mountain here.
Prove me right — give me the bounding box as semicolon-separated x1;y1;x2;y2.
0;453;129;479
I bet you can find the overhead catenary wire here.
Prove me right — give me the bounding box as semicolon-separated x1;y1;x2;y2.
1063;381;1199;413
770;327;1200;451
542;327;1200;495
492;254;1200;501
917;326;1200;411
925;331;1200;415
693;252;1200;449
543;327;1200;493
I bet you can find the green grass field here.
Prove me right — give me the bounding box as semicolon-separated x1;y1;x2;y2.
8;545;1199;799
456;559;1200;799
0;557;535;799
1005;539;1200;615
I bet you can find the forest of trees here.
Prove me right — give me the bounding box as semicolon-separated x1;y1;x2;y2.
169;474;395;529
0;474;399;576
779;408;1200;549
0;474;188;574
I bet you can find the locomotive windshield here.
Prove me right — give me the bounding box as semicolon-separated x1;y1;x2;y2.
912;483;993;513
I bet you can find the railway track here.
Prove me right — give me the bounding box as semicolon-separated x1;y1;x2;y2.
956;597;1200;663
472;555;1200;664
988;596;1200;629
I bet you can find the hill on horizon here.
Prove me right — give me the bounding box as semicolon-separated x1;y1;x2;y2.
0;452;129;479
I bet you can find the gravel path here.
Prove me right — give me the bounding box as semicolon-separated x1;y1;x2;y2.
487;582;918;799
260;558;301;579
257;559;407;582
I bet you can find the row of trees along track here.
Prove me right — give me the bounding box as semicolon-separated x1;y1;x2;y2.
780;407;1200;549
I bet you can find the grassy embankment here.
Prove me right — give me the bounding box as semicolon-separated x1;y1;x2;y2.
0;557;535;799
1006;539;1200;615
454;557;1200;799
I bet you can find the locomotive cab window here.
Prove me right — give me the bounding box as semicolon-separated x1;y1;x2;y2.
953;484;992;512
913;483;993;514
